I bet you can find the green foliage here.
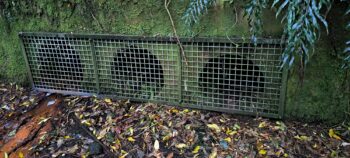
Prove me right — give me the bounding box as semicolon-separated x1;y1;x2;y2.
244;0;267;43
344;4;350;69
182;0;216;27
182;0;349;69
273;0;331;68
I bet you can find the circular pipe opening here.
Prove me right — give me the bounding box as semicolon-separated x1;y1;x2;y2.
199;54;265;101
112;46;164;96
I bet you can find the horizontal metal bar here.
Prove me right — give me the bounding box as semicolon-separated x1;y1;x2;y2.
19;32;285;45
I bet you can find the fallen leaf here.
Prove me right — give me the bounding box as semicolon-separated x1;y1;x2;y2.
170;108;179;113
175;143;187;149
104;98;112;104
38;117;51;125
68;145;79;153
224;137;232;143
259;149;267;155
166;152;174;158
97;128;109;140
209;147;217;158
47;100;56;106
4;152;8;158
20;101;31;107
129;128;134;136
207;124;221;133
192;145;201;154
294;135;311;141
119;150;128;158
127;137;136;142
183;109;190;113
18;152;24;158
81;120;92;126
341;142;350;147
274;121;287;131
258;122;267;128
154;140;160;151
328;129;342;140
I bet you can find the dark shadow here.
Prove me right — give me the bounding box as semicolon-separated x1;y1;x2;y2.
111;46;164;97
37;39;83;89
199;54;265;101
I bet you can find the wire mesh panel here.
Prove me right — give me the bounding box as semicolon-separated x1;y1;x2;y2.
94;39;180;103
181;40;285;118
20;35;96;94
20;32;286;118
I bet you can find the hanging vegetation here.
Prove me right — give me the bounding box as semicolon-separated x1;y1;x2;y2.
182;0;350;69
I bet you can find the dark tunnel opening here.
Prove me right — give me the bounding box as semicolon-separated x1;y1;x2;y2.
37;40;83;89
199;54;265;102
111;46;164;97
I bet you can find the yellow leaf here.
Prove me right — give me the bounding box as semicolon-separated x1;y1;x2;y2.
224;137;232;143
119;150;128;158
283;153;288;157
209;147;217;158
127;137;136;142
183;109;190;113
104;98;112;104
170;108;179;113
129;128;134;136
119;153;128;158
175;143;187;149
329;129;342;140
18;152;24;158
81;153;89;158
20;101;31;107
192;146;201;154
207;124;221;133
111;146;117;151
4;152;8;158
81;120;91;126
275;150;282;156
229;130;238;135
219;119;225;123
162;135;171;142
259;149;267;155
258;122;266;128
64;135;71;139
154;140;160;151
294;135;310;141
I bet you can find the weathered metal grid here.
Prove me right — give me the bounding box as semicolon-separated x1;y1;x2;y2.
19;32;287;118
181;42;285;117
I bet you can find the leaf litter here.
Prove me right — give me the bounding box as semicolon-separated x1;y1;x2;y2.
0;83;349;157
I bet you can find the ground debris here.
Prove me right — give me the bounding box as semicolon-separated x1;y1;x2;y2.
0;83;349;158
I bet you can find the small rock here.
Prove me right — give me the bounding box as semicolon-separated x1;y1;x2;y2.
89;142;103;155
220;140;229;150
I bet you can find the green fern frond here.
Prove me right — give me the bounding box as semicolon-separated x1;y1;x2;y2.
182;0;216;27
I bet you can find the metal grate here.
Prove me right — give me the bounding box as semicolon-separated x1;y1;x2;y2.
20;32;287;118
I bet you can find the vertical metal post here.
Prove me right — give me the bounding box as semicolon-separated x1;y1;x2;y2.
279;61;289;119
18;32;35;89
90;38;100;94
178;44;183;104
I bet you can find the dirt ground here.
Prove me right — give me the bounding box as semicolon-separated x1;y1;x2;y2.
0;83;349;158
